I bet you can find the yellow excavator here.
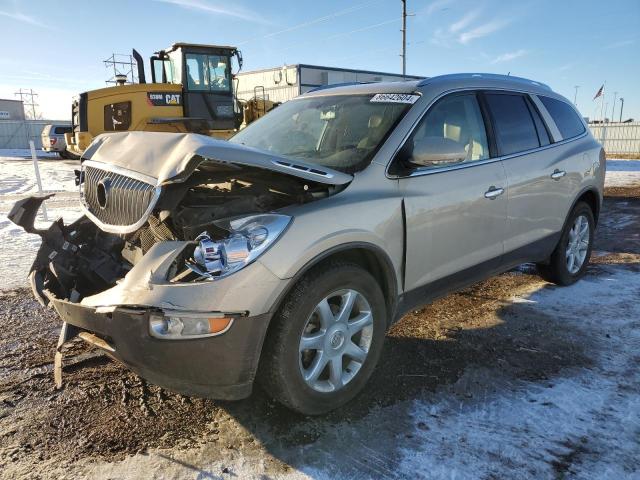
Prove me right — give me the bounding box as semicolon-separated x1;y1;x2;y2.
65;43;277;157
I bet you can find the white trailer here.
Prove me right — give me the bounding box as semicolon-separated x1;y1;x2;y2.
235;64;423;104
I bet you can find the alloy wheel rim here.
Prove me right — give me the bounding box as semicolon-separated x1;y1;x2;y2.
566;214;590;274
298;289;373;393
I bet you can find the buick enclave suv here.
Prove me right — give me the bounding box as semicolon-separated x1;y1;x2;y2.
10;73;604;414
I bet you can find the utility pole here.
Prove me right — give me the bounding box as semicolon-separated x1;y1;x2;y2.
611;91;618;123
573;85;580;106
14;88;39;119
619;98;624;122
401;0;407;76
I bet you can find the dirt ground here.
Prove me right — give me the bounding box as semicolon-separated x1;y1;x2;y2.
1;185;639;479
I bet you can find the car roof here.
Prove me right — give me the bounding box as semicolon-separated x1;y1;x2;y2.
300;73;556;98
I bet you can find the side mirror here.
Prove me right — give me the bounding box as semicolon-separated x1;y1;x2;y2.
410;136;467;168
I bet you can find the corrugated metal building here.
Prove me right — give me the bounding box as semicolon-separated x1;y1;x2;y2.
589;122;640;156
0;120;71;149
236;64;423;104
0;99;25;121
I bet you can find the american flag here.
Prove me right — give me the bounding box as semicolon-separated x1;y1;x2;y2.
593;84;604;100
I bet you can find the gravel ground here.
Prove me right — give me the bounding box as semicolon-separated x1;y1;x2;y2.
0;158;639;478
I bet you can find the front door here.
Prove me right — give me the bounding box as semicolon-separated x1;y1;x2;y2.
393;92;508;292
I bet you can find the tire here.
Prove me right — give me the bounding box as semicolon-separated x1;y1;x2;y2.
258;262;387;415
58;150;68;159
537;201;595;286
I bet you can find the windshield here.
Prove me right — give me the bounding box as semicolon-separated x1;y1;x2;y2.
184;53;231;92
230;94;413;173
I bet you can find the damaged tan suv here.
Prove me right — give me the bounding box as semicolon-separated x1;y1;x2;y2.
10;74;605;414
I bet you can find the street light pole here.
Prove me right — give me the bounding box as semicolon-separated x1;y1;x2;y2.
611;91;618;124
573;85;580;106
619;98;624;122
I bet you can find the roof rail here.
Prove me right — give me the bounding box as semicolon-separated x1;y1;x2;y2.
306;81;371;93
417;73;552;90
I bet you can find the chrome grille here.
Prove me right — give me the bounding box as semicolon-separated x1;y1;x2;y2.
81;162;158;233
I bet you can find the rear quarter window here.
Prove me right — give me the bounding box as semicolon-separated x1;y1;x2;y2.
539;96;586;140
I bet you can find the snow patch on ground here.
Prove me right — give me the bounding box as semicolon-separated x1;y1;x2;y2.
0;148;58;161
0;157;81;289
400;268;640;479
605;159;640;187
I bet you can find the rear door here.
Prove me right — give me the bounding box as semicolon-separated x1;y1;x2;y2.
482;91;566;259
395;92;508;292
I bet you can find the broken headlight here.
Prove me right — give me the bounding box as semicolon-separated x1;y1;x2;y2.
186;213;291;279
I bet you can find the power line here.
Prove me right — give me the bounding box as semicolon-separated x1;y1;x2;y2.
237;0;381;46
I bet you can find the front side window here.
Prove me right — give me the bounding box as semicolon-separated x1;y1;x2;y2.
394;93;489;173
539;96;586;140
231;94;412;173
485;93;540;155
185;53;230;92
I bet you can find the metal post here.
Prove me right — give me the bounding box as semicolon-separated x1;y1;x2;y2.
611;91;618;124
573;85;579;106
619;98;624;122
29;140;48;221
401;0;407;76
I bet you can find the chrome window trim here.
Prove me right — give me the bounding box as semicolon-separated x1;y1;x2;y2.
385;86;588;179
80;160;162;234
529;94;562;142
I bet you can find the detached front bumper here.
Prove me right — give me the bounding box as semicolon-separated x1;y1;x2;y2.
49;295;272;399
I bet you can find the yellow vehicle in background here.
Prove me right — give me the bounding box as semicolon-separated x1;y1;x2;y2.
66;43;276;157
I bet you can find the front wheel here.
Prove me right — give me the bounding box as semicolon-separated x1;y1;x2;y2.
537;201;595;285
258;262;387;415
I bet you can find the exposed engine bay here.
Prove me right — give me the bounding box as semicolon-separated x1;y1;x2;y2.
10;157;342;305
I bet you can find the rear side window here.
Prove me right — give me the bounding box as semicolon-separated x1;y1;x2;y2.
539;96;585;140
485;93;540;155
53;126;71;135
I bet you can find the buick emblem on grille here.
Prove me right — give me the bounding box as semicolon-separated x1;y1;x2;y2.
96;178;112;209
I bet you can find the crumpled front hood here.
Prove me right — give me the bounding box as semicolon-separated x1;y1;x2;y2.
83;131;353;186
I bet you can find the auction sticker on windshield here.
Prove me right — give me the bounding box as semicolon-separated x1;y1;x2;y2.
370;93;420;104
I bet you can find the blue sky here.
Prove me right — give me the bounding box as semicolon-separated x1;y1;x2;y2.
0;0;638;121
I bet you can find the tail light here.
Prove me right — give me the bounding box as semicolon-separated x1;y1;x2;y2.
50;138;57;145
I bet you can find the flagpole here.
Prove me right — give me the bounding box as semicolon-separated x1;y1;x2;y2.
600;81;606;122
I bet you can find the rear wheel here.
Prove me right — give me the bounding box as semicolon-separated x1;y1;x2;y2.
258;262;387;415
537;201;594;285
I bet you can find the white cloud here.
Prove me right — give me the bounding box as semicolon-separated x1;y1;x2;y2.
424;0;454;16
491;49;528;64
152;0;270;24
458;19;510;44
603;39;634;49
0;10;47;28
449;9;480;33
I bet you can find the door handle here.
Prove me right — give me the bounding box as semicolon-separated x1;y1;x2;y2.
551;169;566;180
484;186;504;199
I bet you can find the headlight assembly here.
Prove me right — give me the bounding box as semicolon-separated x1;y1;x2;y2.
186;213;291;280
